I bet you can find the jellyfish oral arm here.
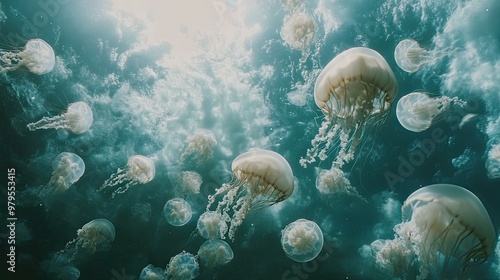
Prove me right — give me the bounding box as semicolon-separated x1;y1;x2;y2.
27;115;67;131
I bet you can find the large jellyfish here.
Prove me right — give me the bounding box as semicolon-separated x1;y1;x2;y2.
58;219;115;262
486;144;500;179
179;130;217;166
197;239;234;268
163;198;192;227
27;101;94;134
166;251;199;280
315;166;365;201
98;155;155;198
197;211;222;239
280;12;316;50
0;38;55;75
42;152;85;196
300;47;398;168
206;148;294;240
281;219;324;262
396;92;465;132
392;184;495;279
394;39;433;73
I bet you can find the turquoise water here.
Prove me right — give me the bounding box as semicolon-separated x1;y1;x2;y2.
1;0;500;279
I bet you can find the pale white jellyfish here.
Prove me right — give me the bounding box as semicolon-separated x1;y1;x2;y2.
280;12;316;50
486;144;500;179
0;38;55;74
139;264;166;280
197;211;222;239
396;92;465;132
27;101;93;134
163;198;192;227
315;166;365;201
197;239;234;268
180;171;202;195
179;130;217;166
370;238;416;279
206;148;294;240
300;47;398;168
166;251;199;280
394;39;432;73
281;219;323;262
42;152;85;196
98;155;155;198
59;219;115;262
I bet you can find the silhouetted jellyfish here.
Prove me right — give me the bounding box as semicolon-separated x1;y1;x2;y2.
393;184;495;279
27;101;93;134
0;38;55;74
300;47;398;168
163;198;192;227
197;239;234;268
281;219;324;262
396;92;465;132
139;264;166;280
315;166;365;201
166;251;199;280
59;219;115;262
280;12;315;50
206;148;294;240
197;211;222;239
180;171;202;195
41;152;85;196
486;144;500;179
98;155;155;198
179;130;217;166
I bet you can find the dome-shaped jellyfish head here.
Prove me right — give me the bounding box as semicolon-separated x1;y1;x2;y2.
486;144;500;179
0;38;55;75
27;101;93;134
75;219;115;254
47;152;85;194
139;264;166;280
280;12;315;50
301;47;398;168
166;251;199;280
163;198;192;227
401;184;495;277
206;148;294;240
197;211;222;239
394;39;428;73
281;219;324;262
197;239;234;268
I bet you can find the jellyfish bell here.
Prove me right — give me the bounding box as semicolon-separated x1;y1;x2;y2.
166;251;199;280
0;38;55;75
281;219;324;262
206;148;294;240
197;239;234;268
163;198;192;227
44;152;85;195
301;47;398;168
139;264;166;280
394;39;428;73
27;101;94;134
396;92;466;132
280;12;316;50
98;155;155;198
197;211;222;239
315;166;365;201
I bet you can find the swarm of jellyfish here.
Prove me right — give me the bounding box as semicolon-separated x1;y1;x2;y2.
27;101;94;134
0;38;55;75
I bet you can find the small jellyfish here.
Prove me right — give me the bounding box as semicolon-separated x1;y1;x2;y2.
0;38;55;74
27;101;93;134
315;166;365;201
281;219;324;262
370;238;416;279
394;39;442;73
163;198;192;227
179;130;217;166
486;144;500;179
179;171;202;195
166;251;199;280
58;219;115;262
280;12;316;50
396;92;465;132
197;211;222;239
139;264;166;280
98;155;155;198
197;239;234;268
42;152;85;196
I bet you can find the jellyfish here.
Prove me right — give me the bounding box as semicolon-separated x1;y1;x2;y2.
197;239;234;268
197;211;222;239
163;198;192;227
41;152;85;196
139;264;166;280
179;171;202;195
280;12;315;50
166;251;199;280
179;130;217;166
396;92;466;132
315;166;365;201
206;148;294;240
281;219;323;262
58;219;115;262
370;238;416;279
300;47;398;168
486;144;500;179
98;155;155;198
27;101;94;134
392;184;495;279
0;38;55;75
